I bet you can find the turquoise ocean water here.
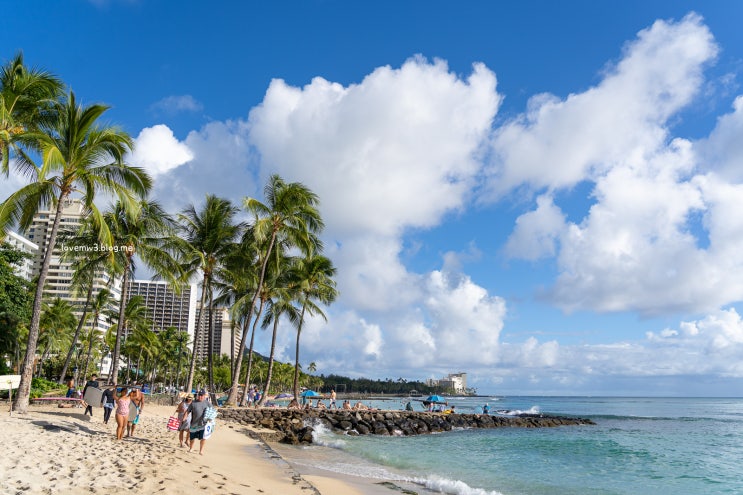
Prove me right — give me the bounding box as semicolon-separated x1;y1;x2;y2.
273;396;743;495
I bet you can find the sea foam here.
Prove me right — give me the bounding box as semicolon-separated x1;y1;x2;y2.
411;474;506;495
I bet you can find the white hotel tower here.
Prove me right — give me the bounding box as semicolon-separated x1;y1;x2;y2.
24;198;121;335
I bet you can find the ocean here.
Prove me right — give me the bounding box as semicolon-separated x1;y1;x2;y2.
270;396;743;495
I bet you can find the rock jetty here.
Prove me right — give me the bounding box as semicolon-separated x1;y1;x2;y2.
218;408;595;444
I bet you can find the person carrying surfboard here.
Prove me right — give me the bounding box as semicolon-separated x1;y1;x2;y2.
187;390;210;455
82;375;100;416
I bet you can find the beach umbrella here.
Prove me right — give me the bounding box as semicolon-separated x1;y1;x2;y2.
274;393;293;400
425;395;447;404
301;390;320;397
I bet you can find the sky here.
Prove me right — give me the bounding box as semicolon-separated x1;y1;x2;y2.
3;1;743;396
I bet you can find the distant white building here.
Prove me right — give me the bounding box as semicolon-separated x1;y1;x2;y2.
426;372;467;393
3;230;38;281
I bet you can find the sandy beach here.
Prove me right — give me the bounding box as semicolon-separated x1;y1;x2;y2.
0;403;367;495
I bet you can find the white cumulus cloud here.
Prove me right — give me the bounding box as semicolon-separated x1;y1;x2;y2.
130;124;194;177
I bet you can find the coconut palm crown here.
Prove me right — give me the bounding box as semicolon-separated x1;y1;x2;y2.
0;52;63;173
1;91;151;413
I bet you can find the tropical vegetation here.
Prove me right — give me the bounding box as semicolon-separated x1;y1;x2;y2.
0;54;340;412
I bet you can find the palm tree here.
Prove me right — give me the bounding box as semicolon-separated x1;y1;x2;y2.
38;297;76;377
289;253;337;399
56;217;118;383
155;326;183;387
227;175;323;406
258;284;300;405
112;295;150;382
104;200;180;387
0;92;151;413
0;52;62;172
127;326;158;382
212;232;261;392
178;195;241;395
80;288;112;382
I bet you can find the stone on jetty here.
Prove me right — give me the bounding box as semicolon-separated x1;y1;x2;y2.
218;408;595;445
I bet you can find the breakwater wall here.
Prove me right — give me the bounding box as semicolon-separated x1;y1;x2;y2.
218;408;595;444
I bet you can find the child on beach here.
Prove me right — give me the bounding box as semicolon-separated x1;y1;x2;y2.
175;394;193;447
114;389;131;440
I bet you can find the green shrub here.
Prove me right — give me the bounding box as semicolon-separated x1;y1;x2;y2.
30;377;63;398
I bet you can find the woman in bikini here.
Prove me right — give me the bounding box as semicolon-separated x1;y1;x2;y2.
114;388;131;440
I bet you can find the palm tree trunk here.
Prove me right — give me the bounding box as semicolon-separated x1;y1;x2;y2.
292;304;308;399
185;277;208;393
228;295;258;406
230;319;236;382
207;285;215;394
240;298;265;405
258;317;280;406
38;346;51;378
58;280;94;383
227;232;277;405
82;327;95;382
14;193;67;413
136;348;143;382
110;255;132;386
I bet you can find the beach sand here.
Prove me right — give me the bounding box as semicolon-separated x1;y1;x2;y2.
0;403;367;495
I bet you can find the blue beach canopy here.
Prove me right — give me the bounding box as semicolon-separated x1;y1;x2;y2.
425;395;447;403
301;390;320;397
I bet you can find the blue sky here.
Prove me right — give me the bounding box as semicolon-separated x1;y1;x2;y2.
4;1;743;396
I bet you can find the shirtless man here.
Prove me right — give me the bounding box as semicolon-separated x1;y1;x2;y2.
127;386;145;437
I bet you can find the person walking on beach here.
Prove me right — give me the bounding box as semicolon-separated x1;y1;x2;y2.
329;389;337;409
187;390;210;455
82;374;100;416
101;386;115;424
127;389;144;437
114;388;131;440
175;394;193;448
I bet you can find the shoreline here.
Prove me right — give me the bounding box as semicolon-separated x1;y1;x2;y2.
0;403;377;495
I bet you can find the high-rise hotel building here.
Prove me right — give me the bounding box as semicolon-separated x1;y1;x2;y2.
126;279;197;341
24;198;121;334
194;306;240;360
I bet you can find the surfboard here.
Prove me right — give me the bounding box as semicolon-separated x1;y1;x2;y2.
128;402;139;422
203;420;216;440
83;387;103;407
